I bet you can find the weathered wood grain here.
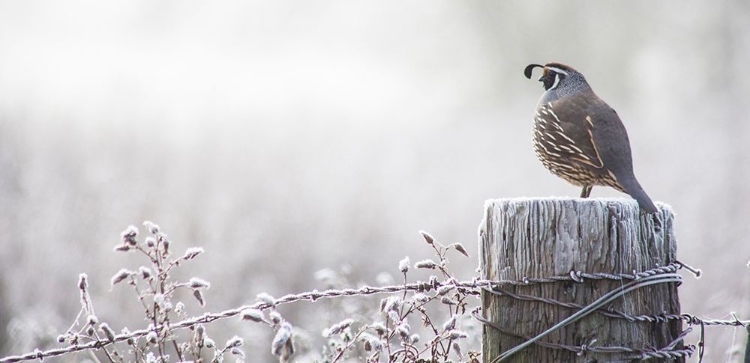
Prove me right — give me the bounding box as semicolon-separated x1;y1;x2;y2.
479;198;681;362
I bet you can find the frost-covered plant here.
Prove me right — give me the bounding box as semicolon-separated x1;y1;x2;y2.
318;230;480;363
20;223;479;363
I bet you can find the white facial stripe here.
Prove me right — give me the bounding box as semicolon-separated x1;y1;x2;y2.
549;73;561;90
545;66;569;76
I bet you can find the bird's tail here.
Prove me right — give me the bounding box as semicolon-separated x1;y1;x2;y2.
623;179;658;213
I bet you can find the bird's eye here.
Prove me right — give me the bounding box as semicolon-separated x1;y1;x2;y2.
550;73;562;90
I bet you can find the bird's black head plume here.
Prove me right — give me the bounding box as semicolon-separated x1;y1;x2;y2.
524;64;544;79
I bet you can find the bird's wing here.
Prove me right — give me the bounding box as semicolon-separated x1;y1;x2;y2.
582;96;636;179
545;96;605;169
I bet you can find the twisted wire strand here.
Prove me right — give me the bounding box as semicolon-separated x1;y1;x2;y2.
489;273;684;362
0;261;737;363
485;287;685;323
472;310;695;361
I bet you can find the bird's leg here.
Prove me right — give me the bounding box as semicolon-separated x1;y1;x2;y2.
580;185;593;198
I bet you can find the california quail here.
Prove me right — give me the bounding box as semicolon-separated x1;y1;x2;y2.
524;62;658;213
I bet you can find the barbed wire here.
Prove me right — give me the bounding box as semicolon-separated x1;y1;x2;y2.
0;260;741;363
472;309;696;361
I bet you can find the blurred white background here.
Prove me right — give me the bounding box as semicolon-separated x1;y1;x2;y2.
1;1;749;361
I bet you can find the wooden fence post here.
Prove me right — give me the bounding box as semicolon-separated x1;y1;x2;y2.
479;198;682;362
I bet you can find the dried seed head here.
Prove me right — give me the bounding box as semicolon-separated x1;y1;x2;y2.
78;274;88;291
452;243;469;257
146;331;158;344
139;266;152;279
342;329;353;343
452;341;463;358
241;309;264;322
323;318;354;337
193;290;205;306
110;269;133;287
395;322;410;339
174;302;185;315
398;257;410;273
86;326;95;337
414;259;437;269
370;322;386;336
56;334;66;343
182;247;204;260
387;310;399;322
100;323;116;341
256;293;276;306
225;336;244;349
269;311;283;325
360;333;383;352
446;330;468;340
230;347;245;359
161;238;170;255
440;296;458;305
436;284;454;296
120;225;138;246
145;237;156;248
113;244;130;252
154;293;165;306
442;314;458;332
122;328;134;345
271;322;294;360
412;293;430;304
418;230;435;245
143;221;160;234
188;277;211;290
146;353;156;363
380;296;402;312
410;334;420;344
87;315;99;325
204;337;215;348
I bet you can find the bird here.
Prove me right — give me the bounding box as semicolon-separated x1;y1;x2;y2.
523;62;658;213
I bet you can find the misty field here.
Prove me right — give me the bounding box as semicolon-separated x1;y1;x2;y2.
1;1;749;362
